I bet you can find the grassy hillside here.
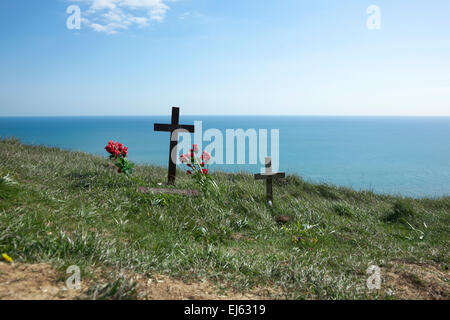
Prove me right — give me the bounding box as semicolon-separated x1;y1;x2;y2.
0;138;448;299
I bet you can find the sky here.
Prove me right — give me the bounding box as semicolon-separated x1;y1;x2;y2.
0;0;449;116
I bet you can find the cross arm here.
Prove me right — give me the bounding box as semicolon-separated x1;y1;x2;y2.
154;124;195;132
254;172;286;180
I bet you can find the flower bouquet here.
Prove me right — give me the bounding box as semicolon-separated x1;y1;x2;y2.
179;144;218;194
105;140;134;175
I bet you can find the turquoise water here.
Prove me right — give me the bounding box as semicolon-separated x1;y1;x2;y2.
0;116;449;198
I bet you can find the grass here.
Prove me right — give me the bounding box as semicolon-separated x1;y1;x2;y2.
0;137;449;299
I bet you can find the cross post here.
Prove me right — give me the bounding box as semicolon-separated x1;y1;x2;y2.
254;157;285;203
154;107;195;184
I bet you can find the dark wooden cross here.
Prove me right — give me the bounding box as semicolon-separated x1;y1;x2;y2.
154;107;195;184
255;157;285;203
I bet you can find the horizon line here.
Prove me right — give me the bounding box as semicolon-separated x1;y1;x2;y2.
1;114;450;118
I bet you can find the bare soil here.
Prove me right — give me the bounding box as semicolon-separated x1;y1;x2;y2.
383;262;450;300
2;261;448;300
0;263;84;300
0;262;276;300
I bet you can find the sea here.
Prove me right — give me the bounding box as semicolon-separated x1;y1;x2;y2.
0;116;449;198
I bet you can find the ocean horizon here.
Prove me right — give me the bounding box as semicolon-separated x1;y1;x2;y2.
1;115;449;199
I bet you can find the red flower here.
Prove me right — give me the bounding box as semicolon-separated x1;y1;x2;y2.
201;169;209;175
105;140;128;158
186;170;192;175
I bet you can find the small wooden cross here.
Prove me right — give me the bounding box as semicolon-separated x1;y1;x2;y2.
154;107;195;184
254;157;285;203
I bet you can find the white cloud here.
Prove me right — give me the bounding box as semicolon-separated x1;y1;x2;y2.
70;0;170;34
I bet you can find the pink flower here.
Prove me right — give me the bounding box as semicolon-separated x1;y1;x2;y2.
192;144;199;153
179;154;189;163
185;152;194;160
201;151;211;162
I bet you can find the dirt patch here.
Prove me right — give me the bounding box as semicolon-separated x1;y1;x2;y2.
131;273;277;300
0;263;278;300
383;262;450;300
6;261;448;300
0;263;85;300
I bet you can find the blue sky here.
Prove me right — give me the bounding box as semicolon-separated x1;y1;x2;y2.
0;0;449;116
